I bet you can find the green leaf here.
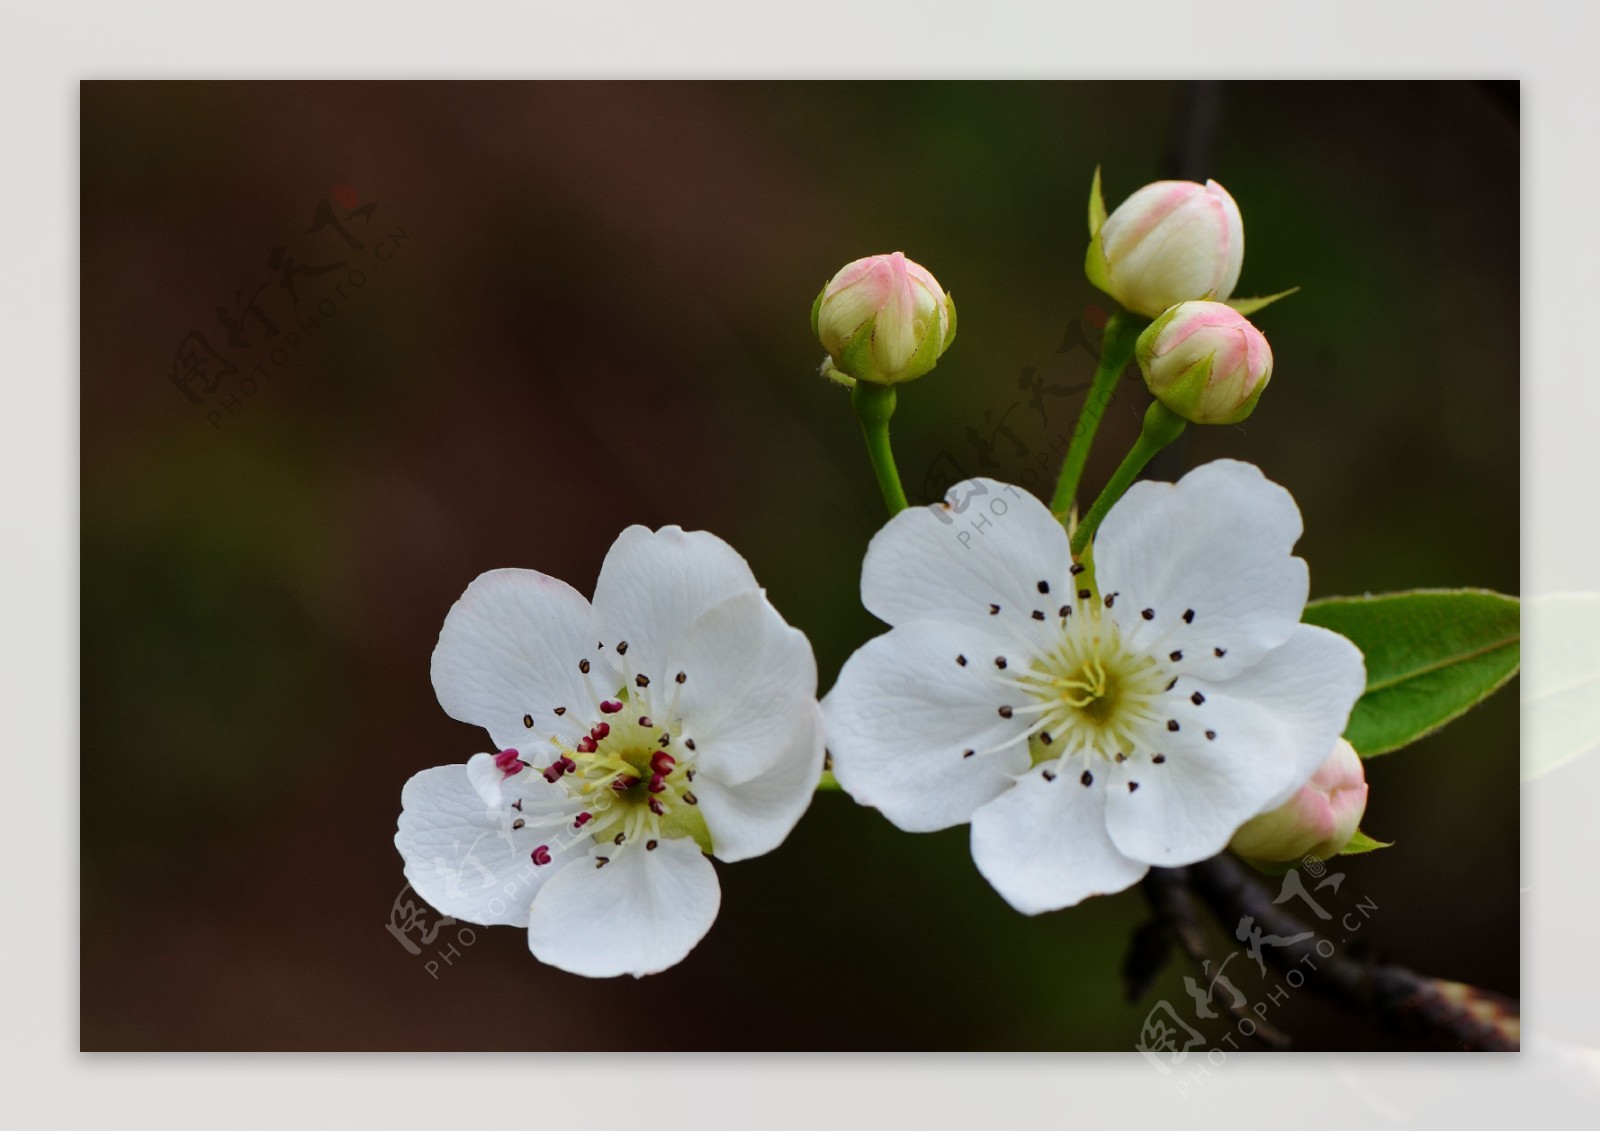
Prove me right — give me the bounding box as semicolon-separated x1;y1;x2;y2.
1340;828;1392;855
1522;593;1600;779
1226;287;1300;317
1303;589;1520;757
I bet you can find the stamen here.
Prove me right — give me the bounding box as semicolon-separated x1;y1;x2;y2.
616;641;629;655
1037;580;1051;594
600;699;623;714
591;722;611;740
521;713;534;728
1183;609;1195;623
531;845;552;866
650;752;676;775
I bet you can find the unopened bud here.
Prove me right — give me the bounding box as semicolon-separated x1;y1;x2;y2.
1136;300;1272;425
813;252;956;385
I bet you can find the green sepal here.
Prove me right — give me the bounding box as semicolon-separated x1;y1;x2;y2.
1227;287;1300;317
1084;230;1112;295
942;292;958;351
1152;354;1213;420
895;302;947;383
1088;164;1107;237
810;284;826;340
1339;828;1393;855
836;313;880;384
1218;372;1269;425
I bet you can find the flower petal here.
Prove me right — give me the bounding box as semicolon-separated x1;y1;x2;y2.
591;525;760;690
861;477;1074;649
431;568;608;751
665;589;818;785
1094;460;1308;681
395;757;585;928
527;838;721;978
970;767;1149;914
824;619;1034;833
695;703;825;863
1103;624;1366;865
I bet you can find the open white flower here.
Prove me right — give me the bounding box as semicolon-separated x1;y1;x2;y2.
396;525;824;977
824;461;1364;914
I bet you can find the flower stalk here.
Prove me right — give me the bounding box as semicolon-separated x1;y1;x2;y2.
1049;309;1144;525
1069;400;1187;556
852;379;909;516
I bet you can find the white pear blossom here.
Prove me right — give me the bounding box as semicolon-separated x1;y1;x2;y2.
824;461;1365;914
396;525;824;977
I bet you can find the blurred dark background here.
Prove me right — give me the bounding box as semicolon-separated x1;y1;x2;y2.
80;80;1519;1051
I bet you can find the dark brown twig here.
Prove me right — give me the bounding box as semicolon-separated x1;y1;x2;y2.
1180;854;1520;1051
1137;867;1290;1049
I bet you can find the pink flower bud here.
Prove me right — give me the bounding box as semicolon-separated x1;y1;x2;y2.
1135;300;1273;425
1091;179;1243;318
1230;739;1369;865
812;252;957;385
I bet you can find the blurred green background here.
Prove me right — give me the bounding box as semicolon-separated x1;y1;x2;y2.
81;80;1518;1051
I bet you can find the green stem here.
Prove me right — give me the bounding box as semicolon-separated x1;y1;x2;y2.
852;380;908;516
1048;309;1145;524
1070;401;1187;556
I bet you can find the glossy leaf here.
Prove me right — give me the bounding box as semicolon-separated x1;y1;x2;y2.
1303;589;1519;757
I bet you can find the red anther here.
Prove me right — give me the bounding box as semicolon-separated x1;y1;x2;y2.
558;755;578;773
600;700;623;714
576;735;598;754
650;751;676;776
590;722;611;740
638;716;653;728
648;773;667;794
494;748;522;776
542;764;565;784
610;774;640;793
531;845;552;866
573;812;592;828
649;798;665;815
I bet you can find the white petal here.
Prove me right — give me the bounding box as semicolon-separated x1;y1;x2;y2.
591;525;760;689
431;568;609;751
695;703;825;863
860;477;1074;650
394;759;585;928
824;619;1034;833
665;589;818;785
527;838;721;978
1094;460;1308;681
1103;624;1366;865
970;767;1149;914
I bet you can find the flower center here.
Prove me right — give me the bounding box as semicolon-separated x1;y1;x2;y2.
500;644;714;867
1013;607;1169;765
